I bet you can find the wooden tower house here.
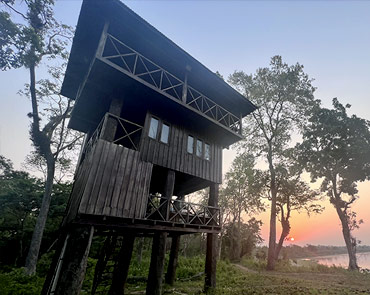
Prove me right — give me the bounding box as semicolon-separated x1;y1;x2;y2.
43;0;256;294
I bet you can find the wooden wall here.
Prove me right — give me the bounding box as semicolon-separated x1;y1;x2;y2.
139;113;222;184
65;139;153;223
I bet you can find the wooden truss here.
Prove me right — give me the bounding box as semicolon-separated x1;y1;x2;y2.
98;33;242;134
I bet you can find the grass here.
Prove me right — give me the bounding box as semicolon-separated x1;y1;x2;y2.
1;256;369;294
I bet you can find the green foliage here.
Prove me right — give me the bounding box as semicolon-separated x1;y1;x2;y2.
0;156;71;268
298;98;370;197
0;0;73;70
0;269;44;294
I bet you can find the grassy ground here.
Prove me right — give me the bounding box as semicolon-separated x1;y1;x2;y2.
1;256;369;294
123;258;370;295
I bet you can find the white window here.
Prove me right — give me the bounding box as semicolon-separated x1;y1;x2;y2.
187;136;194;154
160;123;170;144
196;139;203;157
149;117;159;139
205;143;210;160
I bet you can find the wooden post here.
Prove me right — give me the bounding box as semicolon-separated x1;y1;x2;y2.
108;234;136;295
53;226;94;295
159;170;175;220
101;98;124;142
147;169;175;295
146;232;167;295
41;231;69;295
165;234;181;285
204;184;219;294
182;71;188;103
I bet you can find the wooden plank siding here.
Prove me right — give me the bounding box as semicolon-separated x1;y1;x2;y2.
65;139;153;223
139;113;223;184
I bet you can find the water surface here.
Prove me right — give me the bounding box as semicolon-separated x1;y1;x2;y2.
310;252;370;269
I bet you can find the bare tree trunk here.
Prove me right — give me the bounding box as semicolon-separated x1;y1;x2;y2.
333;201;359;270
267;144;277;270
25;157;55;275
275;220;290;260
25;63;56;275
275;204;290;260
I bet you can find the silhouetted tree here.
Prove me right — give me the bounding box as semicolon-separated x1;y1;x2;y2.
297;98;370;270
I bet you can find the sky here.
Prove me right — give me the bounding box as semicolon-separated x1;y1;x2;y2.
1;0;370;246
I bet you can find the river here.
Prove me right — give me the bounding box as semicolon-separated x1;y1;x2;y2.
305;252;370;269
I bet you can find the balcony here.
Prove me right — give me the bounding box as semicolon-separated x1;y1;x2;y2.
94;33;242;135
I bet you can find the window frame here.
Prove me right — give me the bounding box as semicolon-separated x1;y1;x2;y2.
147;115;171;145
187;135;194;154
196;138;203;158
204;143;211;161
148;117;159;140
159;122;170;144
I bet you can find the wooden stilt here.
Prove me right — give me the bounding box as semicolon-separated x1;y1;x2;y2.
147;169;175;295
41;231;69;295
146;232;167;295
91;235;118;294
204;184;219;293
165;234;181;285
53;226;94;295
108;234;136;295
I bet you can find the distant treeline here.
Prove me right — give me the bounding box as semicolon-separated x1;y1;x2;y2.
279;244;370;259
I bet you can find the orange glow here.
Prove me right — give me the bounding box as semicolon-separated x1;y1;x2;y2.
290;237;295;242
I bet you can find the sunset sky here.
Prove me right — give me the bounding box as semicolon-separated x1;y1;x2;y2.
0;0;369;246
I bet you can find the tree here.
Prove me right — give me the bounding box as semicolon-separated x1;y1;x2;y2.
222;218;263;260
297;98;370;270
272;162;322;259
0;0;80;274
0;156;43;266
0;156;71;267
228;56;318;269
221;153;264;261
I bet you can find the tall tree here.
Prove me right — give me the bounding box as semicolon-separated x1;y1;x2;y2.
228;56;318;269
297;98;370;270
221;153;264;261
0;0;80;274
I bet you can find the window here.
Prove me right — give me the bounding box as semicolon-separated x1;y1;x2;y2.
205;143;210;160
160;123;170;144
187;136;194;154
149;117;159;139
196;139;203;157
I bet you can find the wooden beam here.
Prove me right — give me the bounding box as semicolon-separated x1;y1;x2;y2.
101;98;124;142
165;234;180;285
146;232;167;295
109;234;136;295
53;226;94;295
204;184;219;294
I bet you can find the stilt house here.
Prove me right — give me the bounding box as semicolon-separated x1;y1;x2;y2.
43;0;256;294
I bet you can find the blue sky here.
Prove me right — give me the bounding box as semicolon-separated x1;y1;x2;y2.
1;0;370;246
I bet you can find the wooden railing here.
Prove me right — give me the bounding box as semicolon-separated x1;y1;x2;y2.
98;33;242;135
145;194;220;227
81;113;143;165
